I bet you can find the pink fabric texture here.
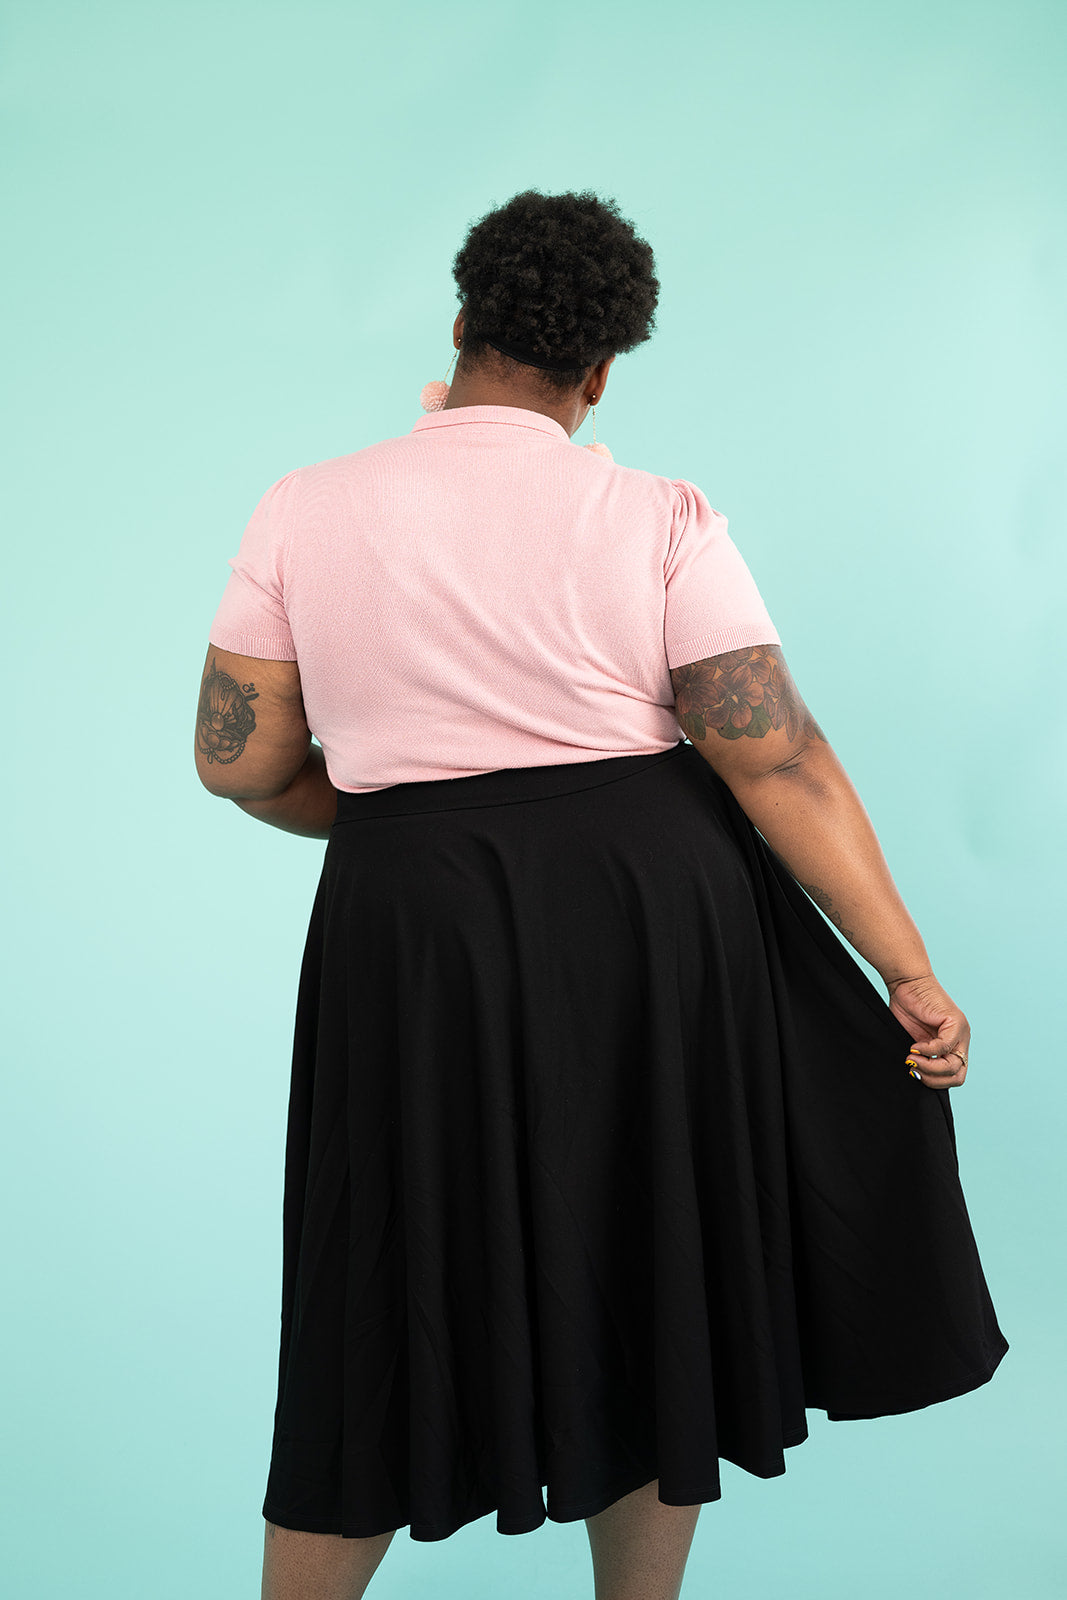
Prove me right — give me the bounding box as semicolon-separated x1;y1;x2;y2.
207;404;781;793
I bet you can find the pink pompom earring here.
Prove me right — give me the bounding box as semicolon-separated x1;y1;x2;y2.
420;339;613;459
420;345;459;413
585;397;612;460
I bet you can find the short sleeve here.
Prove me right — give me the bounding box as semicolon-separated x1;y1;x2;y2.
663;478;780;669
206;469;300;660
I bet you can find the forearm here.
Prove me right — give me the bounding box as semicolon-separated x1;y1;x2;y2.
728;742;931;990
232;743;338;839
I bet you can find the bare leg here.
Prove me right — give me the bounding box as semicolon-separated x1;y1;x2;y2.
261;1521;397;1600
584;1478;702;1600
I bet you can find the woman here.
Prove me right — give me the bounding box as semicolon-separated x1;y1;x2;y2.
195;189;1008;1600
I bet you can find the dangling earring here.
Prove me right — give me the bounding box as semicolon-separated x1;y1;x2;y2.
585;397;613;460
420;343;459;412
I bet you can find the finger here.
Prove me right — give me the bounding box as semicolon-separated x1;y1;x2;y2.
924;1059;967;1085
910;1019;959;1058
905;1051;966;1083
905;1039;961;1068
906;1056;953;1077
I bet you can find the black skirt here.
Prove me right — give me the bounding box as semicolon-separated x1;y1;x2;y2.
260;740;1008;1542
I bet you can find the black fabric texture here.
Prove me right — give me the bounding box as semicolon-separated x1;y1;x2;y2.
260;739;1009;1542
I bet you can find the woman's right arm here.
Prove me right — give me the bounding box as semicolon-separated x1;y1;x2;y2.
670;643;970;1085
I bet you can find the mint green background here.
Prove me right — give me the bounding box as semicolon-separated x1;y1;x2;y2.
4;2;1063;1595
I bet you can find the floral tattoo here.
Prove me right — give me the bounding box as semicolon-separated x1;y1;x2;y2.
670;644;827;746
196;655;259;764
672;644;853;936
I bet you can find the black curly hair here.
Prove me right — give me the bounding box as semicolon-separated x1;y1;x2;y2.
450;188;660;396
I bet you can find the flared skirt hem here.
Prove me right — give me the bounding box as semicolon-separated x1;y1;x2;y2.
260;1348;1006;1542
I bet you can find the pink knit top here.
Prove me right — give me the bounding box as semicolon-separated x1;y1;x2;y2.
207;404;781;793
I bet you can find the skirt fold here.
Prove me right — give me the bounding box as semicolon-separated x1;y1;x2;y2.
261;741;1008;1541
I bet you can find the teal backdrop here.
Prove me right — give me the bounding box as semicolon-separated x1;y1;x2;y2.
4;1;1063;1595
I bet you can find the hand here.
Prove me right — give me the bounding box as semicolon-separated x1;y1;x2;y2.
886;972;970;1088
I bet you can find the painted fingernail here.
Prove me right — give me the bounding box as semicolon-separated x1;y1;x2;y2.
909;1068;923;1080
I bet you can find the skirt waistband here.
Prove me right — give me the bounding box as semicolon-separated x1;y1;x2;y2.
332;743;688;823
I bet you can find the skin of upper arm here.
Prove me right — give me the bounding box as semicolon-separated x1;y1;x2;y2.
194;644;312;800
670;643;828;788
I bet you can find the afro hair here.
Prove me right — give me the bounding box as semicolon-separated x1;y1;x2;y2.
450;188;660;395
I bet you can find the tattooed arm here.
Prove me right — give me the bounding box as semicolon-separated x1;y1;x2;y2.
194;645;312;801
671;644;931;990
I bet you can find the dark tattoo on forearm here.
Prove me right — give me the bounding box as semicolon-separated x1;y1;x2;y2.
798;881;856;943
197;655;259;764
670;645;827;746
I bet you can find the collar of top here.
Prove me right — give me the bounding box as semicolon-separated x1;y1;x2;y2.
411;403;570;443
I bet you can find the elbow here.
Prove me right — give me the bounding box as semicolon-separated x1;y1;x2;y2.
199;775;290;802
762;737;833;795
196;764;284;802
195;740;310;801
197;765;232;800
